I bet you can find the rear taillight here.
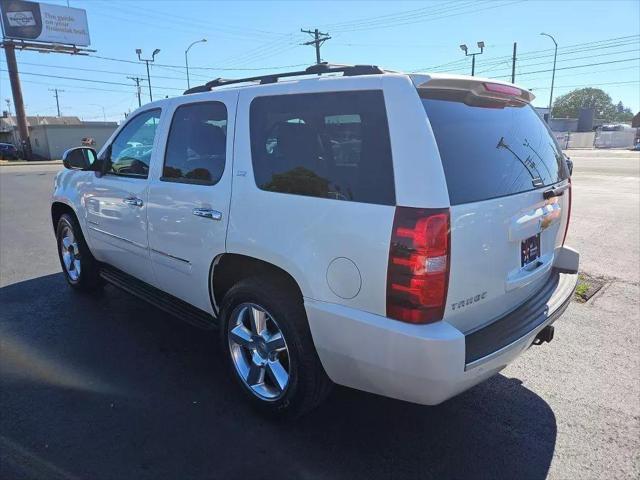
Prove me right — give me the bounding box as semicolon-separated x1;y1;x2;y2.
386;207;450;324
562;178;572;245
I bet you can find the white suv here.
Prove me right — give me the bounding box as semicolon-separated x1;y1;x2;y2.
52;64;579;417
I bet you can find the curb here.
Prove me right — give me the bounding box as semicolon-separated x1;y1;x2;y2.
0;160;62;166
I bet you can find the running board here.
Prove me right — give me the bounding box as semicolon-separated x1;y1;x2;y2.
100;265;217;330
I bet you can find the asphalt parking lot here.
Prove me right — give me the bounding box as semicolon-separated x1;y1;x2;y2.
1;149;638;480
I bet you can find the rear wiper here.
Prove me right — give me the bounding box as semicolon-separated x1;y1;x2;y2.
496;136;538;184
543;182;570;199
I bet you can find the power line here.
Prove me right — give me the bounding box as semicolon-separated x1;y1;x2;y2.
476;38;640;68
323;0;486;31
518;64;640;84
321;1;461;29
493;57;640;78
86;53;308;71
473;40;639;72
220;38;302;69
477;47;640;75
0;68;184;91
530;80;640;91
330;0;524;33
413;34;639;72
6;60;186;81
88;8;280;45
91;0;289;41
429;41;639;74
8;77;139;94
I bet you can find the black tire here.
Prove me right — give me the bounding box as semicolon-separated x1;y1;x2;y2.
56;213;103;292
219;276;333;419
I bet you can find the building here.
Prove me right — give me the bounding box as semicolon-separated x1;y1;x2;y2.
0;114;117;160
533;107;607;133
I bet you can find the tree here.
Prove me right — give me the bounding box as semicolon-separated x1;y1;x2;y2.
612;103;634;122
552;88;616;119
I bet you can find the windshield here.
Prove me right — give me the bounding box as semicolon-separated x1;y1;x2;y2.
422;97;568;205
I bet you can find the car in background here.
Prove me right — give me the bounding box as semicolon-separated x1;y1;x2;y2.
0;142;19;160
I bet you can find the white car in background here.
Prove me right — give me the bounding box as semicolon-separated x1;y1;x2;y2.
51;63;579;417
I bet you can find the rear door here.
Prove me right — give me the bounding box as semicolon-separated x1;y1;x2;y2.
228;79;397;315
420;84;570;333
146;93;236;313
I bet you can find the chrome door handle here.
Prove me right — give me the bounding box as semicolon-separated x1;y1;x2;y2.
123;197;143;207
192;208;222;221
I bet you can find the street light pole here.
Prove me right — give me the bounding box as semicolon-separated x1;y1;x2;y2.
136;48;160;102
185;39;207;89
540;33;558;122
459;41;485;76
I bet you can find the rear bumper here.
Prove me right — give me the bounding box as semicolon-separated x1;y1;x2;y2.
465;267;576;367
305;247;578;405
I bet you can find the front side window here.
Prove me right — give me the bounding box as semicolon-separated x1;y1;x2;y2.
162;101;228;185
106;109;161;178
250;90;395;205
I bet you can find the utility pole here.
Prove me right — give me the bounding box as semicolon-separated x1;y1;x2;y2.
49;88;64;117
127;76;143;108
301;28;331;64
511;42;517;83
136;48;160;102
540;33;558;122
90;103;106;122
3;42;31;159
459;41;484;76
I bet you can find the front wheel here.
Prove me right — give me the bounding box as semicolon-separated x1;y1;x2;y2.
220;277;332;418
56;213;102;291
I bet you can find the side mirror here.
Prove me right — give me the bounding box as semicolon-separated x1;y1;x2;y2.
62;147;97;171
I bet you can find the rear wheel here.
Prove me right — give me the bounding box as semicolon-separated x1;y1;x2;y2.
56;213;102;291
220;277;332;418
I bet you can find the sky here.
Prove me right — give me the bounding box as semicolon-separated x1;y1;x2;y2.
0;0;639;122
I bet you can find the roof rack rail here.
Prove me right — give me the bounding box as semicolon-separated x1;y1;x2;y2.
183;63;385;95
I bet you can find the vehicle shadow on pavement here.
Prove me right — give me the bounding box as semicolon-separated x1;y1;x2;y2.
0;273;557;480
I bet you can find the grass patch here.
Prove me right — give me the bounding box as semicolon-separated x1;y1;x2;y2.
575;280;589;300
574;272;605;302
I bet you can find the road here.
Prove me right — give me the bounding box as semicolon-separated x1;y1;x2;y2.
1;150;638;480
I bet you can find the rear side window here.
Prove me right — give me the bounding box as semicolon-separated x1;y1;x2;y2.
250;90;395;205
422;97;568;205
163;101;227;185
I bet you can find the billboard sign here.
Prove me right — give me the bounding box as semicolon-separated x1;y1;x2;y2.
0;0;90;46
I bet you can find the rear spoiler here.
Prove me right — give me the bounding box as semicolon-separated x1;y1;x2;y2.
413;76;535;106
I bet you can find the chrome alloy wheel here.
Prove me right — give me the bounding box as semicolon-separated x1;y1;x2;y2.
60;225;81;282
227;303;290;401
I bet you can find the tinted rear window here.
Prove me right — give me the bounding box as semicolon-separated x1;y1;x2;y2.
250;90;395;205
422;98;567;205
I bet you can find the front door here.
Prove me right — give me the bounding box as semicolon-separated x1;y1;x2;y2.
147;93;236;314
85;108;163;285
